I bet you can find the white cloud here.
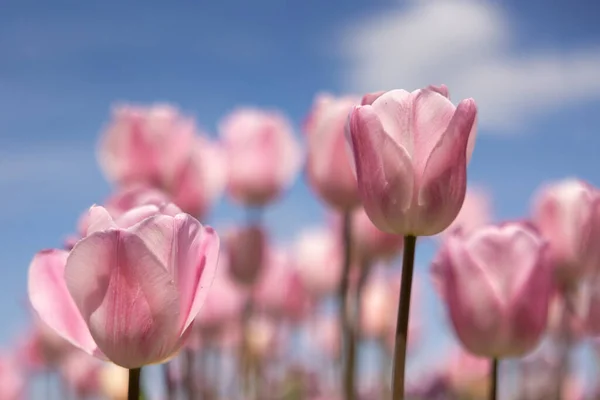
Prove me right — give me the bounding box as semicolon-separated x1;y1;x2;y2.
337;0;600;132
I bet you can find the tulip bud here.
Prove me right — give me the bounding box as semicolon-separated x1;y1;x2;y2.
346;87;477;236
219;108;302;206
226;224;266;286
435;222;552;357
532;178;600;287
304;93;361;210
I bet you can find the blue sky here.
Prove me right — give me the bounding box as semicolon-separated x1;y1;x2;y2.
1;0;600;392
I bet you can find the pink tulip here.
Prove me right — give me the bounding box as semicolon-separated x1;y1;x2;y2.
293;227;342;297
532;178;600;287
19;318;73;370
225;224;266;286
571;272;600;335
352;207;404;263
165;136;227;218
59;351;102;397
346;87;478;236
311;316;341;359
546;293;585;340
103;184;171;219
28;205;219;368
439;186;493;239
436;222;552;357
0;354;25;400
97;104;196;187
195;253;247;334
304;93;361;210
360;271;395;338
253;248;311;322
444;349;490;399
219;108;302;206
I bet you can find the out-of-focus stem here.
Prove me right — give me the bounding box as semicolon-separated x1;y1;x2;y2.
163;362;175;400
183;349;197;400
128;368;141;400
339;212;354;400
490;358;498;400
391;235;417;400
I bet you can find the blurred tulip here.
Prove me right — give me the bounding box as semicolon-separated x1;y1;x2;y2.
103;184;171;219
97;104;196;187
444;349;490;399
253;248;311;322
293;227;342;298
546;293;585;340
219;108;302;206
196;253;247;334
303;93;361;210
100;363;129;400
532;178;600;287
19;318;73;370
311;316;341;359
352;207;404;263
246;315;280;359
60;351;102;397
0;354;25;400
28;205;219;368
571;272;600;335
346;87;477;236
439;186;493;239
360;271;395;339
436;222;551;357
226;224;266;286
165;135;227;218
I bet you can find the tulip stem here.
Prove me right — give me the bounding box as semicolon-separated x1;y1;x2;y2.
490;358;498;400
128;368;141;400
339;212;355;400
391;235;417;400
163;362;175;400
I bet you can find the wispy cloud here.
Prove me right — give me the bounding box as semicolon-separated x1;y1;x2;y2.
336;0;600;133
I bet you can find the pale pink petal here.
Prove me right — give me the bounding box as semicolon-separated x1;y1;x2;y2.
426;84;450;99
369;90;414;153
361;91;386;106
416;99;476;236
412;88;457;175
445;237;504;356
86;206;117;236
65;231;180;368
114;204;162;228
28;250;99;357
348;106;414;234
172;217;220;331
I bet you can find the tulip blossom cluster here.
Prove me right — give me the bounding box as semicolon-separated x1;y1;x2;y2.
3;84;598;400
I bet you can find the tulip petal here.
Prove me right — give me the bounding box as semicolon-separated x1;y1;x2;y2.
416;99;476;236
445;237;504;356
370;90;413;154
130;214;220;332
28;249;100;357
348;106;414;234
86;206;117;236
115;204;162;228
412;88;457;175
65;231;180;368
176;221;220;331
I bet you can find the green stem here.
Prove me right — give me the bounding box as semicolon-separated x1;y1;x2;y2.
339;212;355;400
490;358;498;400
391;235;417;400
128;368;141;400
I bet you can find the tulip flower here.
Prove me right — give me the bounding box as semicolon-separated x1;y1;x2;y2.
293;226;342;298
352;207;404;263
219;108;302;206
28;205;219;369
438;186;493;240
0;354;25;400
532;178;600;287
97;104;196;187
435;222;551;357
225;224;266;286
253;248;311;322
103;184;171;220
346;87;477;236
304;93;361;210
